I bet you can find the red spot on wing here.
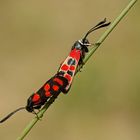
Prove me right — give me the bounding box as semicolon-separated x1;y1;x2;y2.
69;49;81;61
53;78;63;86
70;65;75;71
45;91;51;97
44;84;50;91
61;64;69;71
32;93;40;102
65;74;71;82
52;85;59;91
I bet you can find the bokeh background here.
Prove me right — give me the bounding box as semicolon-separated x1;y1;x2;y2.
0;0;139;140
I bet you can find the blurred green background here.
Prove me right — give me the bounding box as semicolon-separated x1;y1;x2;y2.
0;0;140;140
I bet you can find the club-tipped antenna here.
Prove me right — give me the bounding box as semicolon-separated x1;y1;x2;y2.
0;107;26;123
83;18;111;41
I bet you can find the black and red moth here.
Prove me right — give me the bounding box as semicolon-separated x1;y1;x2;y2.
0;18;110;123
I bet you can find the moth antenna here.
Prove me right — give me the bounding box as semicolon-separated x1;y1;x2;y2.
83;18;111;41
0;107;25;123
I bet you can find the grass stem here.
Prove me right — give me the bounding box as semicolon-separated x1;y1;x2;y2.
17;0;137;139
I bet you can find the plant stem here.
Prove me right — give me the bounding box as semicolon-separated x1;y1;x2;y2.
84;0;138;64
17;0;137;139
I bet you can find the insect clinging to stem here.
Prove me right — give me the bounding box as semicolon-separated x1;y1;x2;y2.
0;18;111;123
